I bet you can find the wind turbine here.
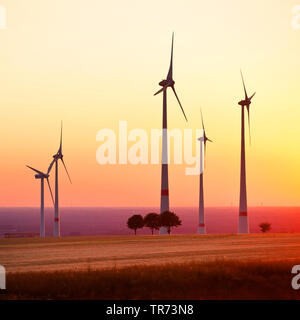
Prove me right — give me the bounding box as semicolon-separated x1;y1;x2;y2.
238;71;256;234
47;123;72;237
27;166;54;237
198;110;212;234
154;33;187;234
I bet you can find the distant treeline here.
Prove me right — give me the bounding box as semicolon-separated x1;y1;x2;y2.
127;211;181;235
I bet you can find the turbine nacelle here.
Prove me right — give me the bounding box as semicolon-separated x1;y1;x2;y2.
154;34;188;122
53;152;63;160
198;133;212;145
238;99;251;107
27;165;49;179
53;144;63;160
159;79;175;87
27;165;54;205
238;91;255;107
35;173;49;179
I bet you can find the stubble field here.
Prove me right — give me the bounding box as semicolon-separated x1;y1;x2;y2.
0;234;300;299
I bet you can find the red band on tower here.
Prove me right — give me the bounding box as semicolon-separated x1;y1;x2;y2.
199;223;205;227
239;212;247;217
54;218;59;222
161;190;169;196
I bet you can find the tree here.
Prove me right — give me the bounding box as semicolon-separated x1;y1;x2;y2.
259;222;271;233
160;211;182;235
127;214;144;235
144;213;161;235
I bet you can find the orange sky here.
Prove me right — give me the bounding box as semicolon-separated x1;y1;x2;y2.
0;0;300;207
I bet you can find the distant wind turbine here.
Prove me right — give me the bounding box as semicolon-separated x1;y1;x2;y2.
237;71;256;234
198;110;212;234
27;166;54;237
154;33;187;234
47;122;72;237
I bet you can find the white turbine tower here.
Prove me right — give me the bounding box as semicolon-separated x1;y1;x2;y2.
198;110;212;234
48;123;72;237
154;33;188;234
27;166;54;237
238;71;256;234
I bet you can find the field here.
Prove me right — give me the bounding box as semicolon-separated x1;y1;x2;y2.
1;234;300;299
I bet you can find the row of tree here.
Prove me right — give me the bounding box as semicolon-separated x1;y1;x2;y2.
127;212;271;235
127;211;181;235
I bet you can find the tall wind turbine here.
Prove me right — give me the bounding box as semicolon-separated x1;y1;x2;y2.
48;123;72;237
154;33;187;234
198;110;212;234
238;71;256;234
27;166;54;237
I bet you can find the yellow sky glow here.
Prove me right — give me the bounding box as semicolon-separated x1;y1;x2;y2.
0;0;300;207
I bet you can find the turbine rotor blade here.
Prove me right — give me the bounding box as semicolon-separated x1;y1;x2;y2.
154;86;166;96
204;140;207;168
46;177;55;206
167;33;174;80
171;86;188;122
203;137;213;167
246;105;251;145
59;121;63;153
240;70;248;100
200;108;205;131
61;158;72;184
27;166;44;175
47;160;55;175
249;92;256;100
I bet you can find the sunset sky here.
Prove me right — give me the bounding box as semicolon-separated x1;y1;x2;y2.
0;0;300;207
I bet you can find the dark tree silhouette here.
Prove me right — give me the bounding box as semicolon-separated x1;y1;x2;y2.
259;222;271;233
127;215;144;235
144;213;161;235
160;211;182;235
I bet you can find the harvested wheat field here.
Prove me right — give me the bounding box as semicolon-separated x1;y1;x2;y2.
1;234;300;299
0;233;300;273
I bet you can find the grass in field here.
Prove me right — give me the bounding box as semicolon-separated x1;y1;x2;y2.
2;259;299;300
